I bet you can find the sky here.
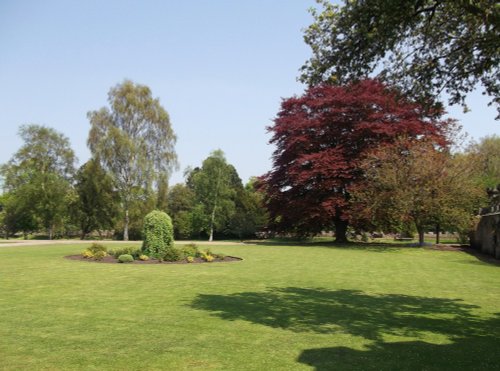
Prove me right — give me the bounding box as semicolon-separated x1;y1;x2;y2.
0;0;498;186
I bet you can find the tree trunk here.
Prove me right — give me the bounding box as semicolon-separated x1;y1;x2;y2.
208;205;216;242
48;226;53;240
123;208;129;241
334;216;349;243
417;226;425;247
435;223;440;244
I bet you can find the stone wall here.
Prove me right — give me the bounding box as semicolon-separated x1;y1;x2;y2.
474;212;500;259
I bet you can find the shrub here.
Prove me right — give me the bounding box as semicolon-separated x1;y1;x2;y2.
142;210;174;258
138;254;149;261
118;254;134;263
93;250;107;260
88;243;107;254
186;256;194;263
180;243;199;258
82;249;94;259
205;255;214;262
162;248;185;262
200;250;214;262
110;246;141;259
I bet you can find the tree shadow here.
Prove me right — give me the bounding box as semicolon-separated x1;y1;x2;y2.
246;240;405;253
191;288;489;339
298;326;500;370
462;247;500;266
190;287;500;368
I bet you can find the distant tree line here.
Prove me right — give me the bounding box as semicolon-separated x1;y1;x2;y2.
0;81;268;241
1;79;497;245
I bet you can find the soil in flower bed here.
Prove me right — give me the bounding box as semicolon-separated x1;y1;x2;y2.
65;254;242;264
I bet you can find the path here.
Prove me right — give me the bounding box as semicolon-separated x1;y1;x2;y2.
0;239;246;248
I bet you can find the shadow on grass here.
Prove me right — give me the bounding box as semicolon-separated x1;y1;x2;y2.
190;287;500;369
462;248;500;267
245;240;409;253
298;331;500;370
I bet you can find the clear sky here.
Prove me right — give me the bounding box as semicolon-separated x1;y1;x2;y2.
1;0;498;186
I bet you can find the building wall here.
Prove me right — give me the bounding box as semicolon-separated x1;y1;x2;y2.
474;212;500;259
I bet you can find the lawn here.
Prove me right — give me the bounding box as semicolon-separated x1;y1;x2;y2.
0;242;499;370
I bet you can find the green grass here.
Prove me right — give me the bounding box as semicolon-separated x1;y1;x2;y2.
0;242;499;370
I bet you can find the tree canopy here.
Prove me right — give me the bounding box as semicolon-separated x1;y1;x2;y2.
0;125;76;239
87;80;177;240
301;0;500;115
187;150;237;241
261;79;450;242
466;134;500;188
72;159;119;239
350;137;485;245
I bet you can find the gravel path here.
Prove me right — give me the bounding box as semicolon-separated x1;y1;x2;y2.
0;240;246;248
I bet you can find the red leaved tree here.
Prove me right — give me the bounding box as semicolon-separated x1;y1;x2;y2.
261;79;450;242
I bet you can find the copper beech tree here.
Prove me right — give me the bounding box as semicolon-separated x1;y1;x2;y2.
261;80;450;242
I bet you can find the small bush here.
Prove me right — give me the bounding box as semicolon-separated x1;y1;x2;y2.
118;254;134;263
200;250;214;262
110;246;141;259
162;248;185;262
82;249;94;259
205;255;214;262
186;256;194;263
93;250;107;260
88;243;107;254
180;243;199;258
142;210;174;258
138;254;149;261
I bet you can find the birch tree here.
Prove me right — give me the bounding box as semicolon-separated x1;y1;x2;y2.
87;80;177;240
188;150;235;242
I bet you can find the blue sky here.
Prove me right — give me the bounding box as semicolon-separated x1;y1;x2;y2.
0;0;498;185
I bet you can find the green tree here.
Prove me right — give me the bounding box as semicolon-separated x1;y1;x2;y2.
350;138;485;245
228;178;268;239
1;125;76;239
87;80;178;240
167;183;195;239
156;173;169;211
187;150;236;241
466;135;500;188
72;159;119;239
301;0;499;114
0;191;37;239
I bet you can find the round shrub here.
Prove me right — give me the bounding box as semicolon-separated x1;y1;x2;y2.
142;210;174;258
138;254;149;261
118;254;134;263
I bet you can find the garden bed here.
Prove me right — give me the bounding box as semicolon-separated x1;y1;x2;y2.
65;254;242;264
